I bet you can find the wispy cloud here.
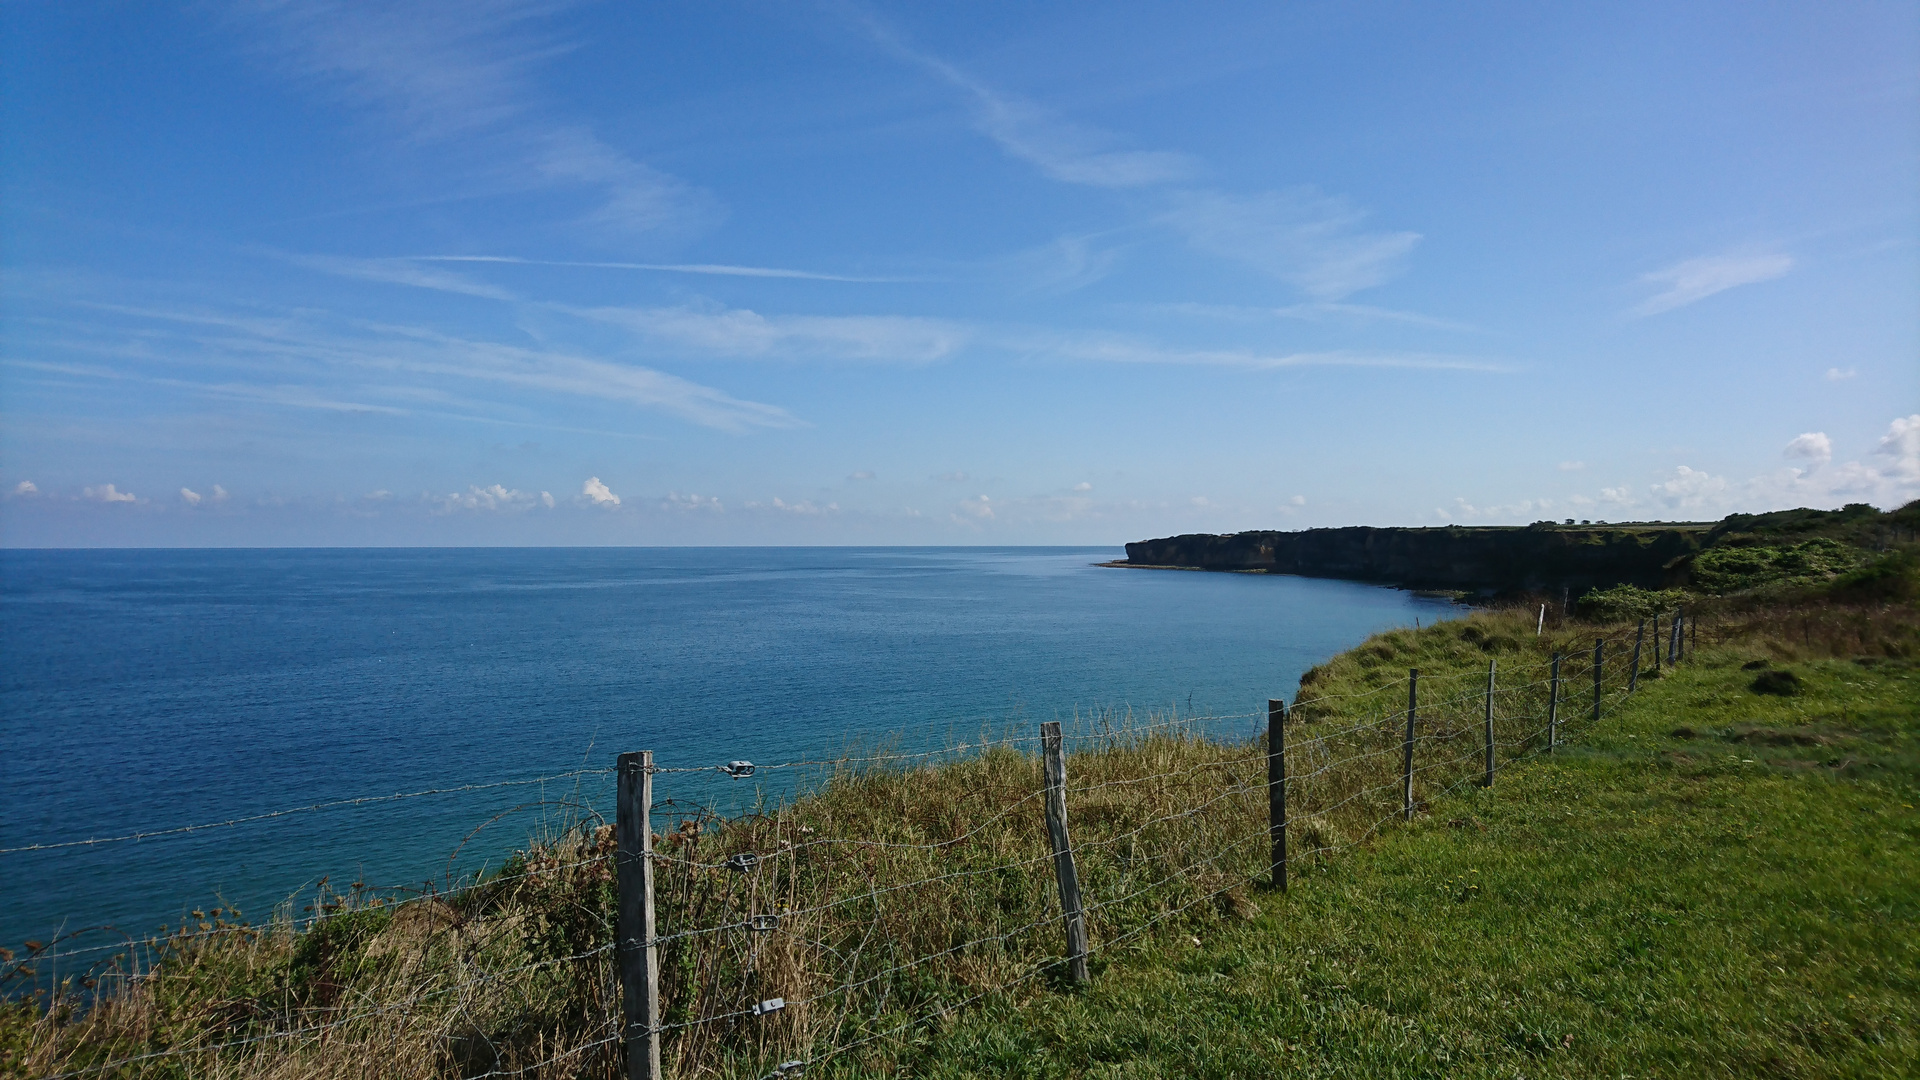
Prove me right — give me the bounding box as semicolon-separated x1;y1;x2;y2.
855;17;1428;304
233;0;717;237
1151;300;1475;333
1631;253;1793;316
408;255;913;283
19;299;799;433
1005;235;1130;294
281;253;521;300
1163;190;1420;301
570;303;969;364
858;17;1197;188
1028;336;1508;373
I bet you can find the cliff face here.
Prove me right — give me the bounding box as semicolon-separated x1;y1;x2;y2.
1122;524;1708;593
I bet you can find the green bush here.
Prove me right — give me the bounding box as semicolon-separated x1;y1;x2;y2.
1830;548;1920;603
1690;538;1866;594
1575;584;1689;622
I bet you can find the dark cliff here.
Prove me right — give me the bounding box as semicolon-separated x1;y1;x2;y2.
1122;523;1710;594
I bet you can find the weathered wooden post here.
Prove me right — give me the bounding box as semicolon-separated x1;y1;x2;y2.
1592;638;1604;725
1040;721;1089;985
1547;653;1561;752
1629;619;1644;693
1668;609;1682;665
1482;659;1496;787
615;752;661;1080
1267;698;1287;891
1402;669;1418;820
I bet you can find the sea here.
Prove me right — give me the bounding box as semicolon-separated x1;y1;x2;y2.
0;547;1454;957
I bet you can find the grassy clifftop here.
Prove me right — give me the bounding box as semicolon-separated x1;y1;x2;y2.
909;637;1920;1078
1121;500;1920;600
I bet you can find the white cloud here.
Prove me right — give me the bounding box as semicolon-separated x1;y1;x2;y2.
1153;300;1475;332
1289;495;1306;506
1526;416;1920;519
1826;367;1857;381
83;483;137;503
1650;466;1730;509
1557;461;1586;471
12;480;38;496
239;1;718;237
1073;482;1093;492
1631;253;1793;317
211;484;229;503
54;301;800;433
849;471;876;481
582;476;620;506
365;489;393;501
1010;234;1128;294
410;255;906;284
955;494;994;519
1190;496;1209;507
286;254;520;300
860;22;1196;189
431;483;546;513
1163;189;1420;301
763;497;836;515
1031;336;1505;372
540;490;555;508
180;487;203;505
1878;414;1920;462
1783;432;1832;468
664;492;723;512
573;303;968;365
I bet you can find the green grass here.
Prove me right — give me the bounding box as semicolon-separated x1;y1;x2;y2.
870;649;1920;1079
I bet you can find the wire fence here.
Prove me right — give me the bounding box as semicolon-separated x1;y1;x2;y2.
4;608;1704;1080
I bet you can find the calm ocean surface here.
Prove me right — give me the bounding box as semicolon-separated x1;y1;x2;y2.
0;547;1453;951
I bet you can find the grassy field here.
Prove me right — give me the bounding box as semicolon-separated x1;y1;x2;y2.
876;644;1920;1078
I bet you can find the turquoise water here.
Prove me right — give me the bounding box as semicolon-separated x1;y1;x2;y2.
0;547;1452;953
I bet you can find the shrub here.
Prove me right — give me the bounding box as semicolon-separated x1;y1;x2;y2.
1575;585;1688;622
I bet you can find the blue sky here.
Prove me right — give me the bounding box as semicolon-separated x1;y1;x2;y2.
3;1;1916;546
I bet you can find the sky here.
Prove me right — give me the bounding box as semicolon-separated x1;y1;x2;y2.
2;1;1917;547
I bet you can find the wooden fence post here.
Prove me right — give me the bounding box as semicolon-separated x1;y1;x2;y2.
1629;619;1644;693
1592;638;1604;726
1268;698;1287;891
1483;659;1496;787
615;752;661;1080
1040;721;1089;985
1668;609;1682;665
1547;654;1561;752
1402;669;1418;821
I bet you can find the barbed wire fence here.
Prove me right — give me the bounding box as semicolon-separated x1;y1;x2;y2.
4;607;1703;1080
